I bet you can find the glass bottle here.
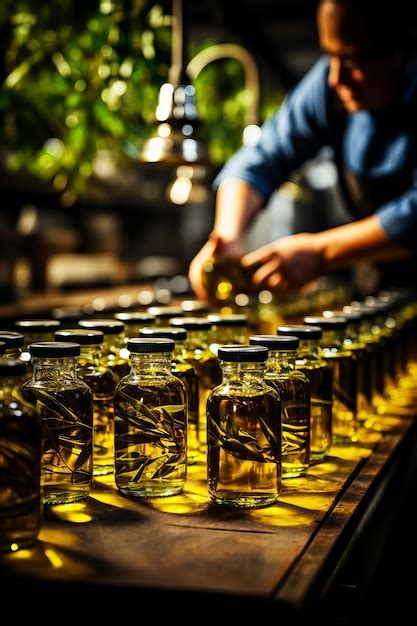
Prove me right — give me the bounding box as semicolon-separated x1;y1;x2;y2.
15;319;61;364
0;331;24;359
250;335;310;477
324;309;373;423
114;311;156;339
55;329;116;476
304;316;357;444
79;319;128;382
0;359;42;552
207;345;281;507
353;305;381;410
114;338;187;497
22;342;94;504
139;326;199;464
169;317;221;447
277;324;332;461
208;314;248;354
147;306;184;326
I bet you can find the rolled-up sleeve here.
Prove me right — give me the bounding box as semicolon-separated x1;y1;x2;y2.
213;57;331;204
377;178;417;253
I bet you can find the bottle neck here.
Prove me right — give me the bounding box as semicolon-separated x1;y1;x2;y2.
184;330;210;350
79;345;101;363
321;329;344;348
31;357;78;381
266;350;296;372
220;361;265;385
129;353;172;377
297;339;318;358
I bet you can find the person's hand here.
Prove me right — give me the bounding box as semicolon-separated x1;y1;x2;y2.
188;234;245;300
242;232;325;294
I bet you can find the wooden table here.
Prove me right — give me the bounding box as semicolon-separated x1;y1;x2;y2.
2;414;416;618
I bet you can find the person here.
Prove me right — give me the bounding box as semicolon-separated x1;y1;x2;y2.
188;0;417;300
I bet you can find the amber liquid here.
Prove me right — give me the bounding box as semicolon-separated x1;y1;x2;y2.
172;361;199;464
297;361;332;460
323;353;358;443
22;386;93;504
183;351;221;446
266;374;310;478
114;379;187;497
207;391;281;507
79;363;116;475
0;404;42;551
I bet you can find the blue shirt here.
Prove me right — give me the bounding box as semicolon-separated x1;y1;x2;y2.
214;57;417;252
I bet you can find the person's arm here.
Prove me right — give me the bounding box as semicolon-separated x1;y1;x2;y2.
188;58;331;299
242;211;413;294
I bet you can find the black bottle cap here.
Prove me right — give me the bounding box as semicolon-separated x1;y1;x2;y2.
79;319;125;334
29;342;81;358
15;319;61;332
250;334;299;350
208;314;248;327
218;345;268;362
169;317;211;330
127;338;175;353
114;311;156;324
304;316;347;330
0;359;27;376
55;329;104;345
0;332;25;348
139;327;187;341
277;324;322;340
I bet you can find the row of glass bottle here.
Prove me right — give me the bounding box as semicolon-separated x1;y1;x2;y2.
1;289;417;551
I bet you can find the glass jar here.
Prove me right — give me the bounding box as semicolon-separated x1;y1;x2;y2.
22;342;94;504
305;316;358;444
139;326;199;464
114;338;187;497
114;311;156;339
277;324;332;461
55;329;116;476
15;320;61;364
0;359;42;552
207;345;281;507
325;309;373;424
208;314;248;353
0;331;24;359
169;317;221;447
250;335;310;477
79;319;128;382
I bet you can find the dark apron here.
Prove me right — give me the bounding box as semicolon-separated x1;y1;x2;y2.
331;94;417;289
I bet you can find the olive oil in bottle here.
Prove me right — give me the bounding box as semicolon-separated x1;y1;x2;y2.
0;360;42;552
114;338;187;497
207;345;281;508
278;324;332;461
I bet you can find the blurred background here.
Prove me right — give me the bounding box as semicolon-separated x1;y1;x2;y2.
0;0;351;305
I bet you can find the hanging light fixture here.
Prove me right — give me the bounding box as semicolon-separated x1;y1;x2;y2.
141;0;209;165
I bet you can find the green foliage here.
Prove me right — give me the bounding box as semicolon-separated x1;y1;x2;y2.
0;0;282;201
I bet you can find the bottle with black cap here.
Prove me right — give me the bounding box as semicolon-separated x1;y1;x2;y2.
0;332;24;360
139;327;199;464
324;308;373;424
78;319;128;382
55;329;116;476
0;359;41;552
15;320;61;364
114;338;187;497
169;317;221;449
114;311;156;339
22;342;93;504
277;325;332;461
304;316;358;444
250;335;310;477
207;314;248;349
206;344;281;507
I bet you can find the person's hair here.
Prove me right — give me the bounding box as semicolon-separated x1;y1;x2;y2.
318;0;416;54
